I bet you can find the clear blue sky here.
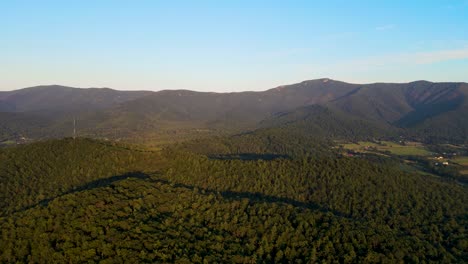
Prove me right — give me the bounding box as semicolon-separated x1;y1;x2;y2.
2;0;468;92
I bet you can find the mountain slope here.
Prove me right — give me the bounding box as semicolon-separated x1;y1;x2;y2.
259;105;396;140
327;81;467;125
0;112;54;142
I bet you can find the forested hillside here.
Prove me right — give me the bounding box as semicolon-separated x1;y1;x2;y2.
259;105;397;141
0;138;164;216
0;139;466;262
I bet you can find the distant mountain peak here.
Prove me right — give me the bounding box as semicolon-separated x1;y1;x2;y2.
21;85;76;91
409;80;433;84
301;78;336;83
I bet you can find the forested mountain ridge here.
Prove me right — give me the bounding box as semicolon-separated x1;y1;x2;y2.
0;85;151;114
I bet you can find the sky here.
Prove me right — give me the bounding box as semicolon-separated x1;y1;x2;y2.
1;0;468;92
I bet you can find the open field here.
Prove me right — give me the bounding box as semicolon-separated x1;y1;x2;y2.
342;141;431;156
452;156;468;166
0;140;16;146
452;156;468;176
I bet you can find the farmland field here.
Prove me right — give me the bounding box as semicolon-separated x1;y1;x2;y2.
342;141;431;156
453;156;468;166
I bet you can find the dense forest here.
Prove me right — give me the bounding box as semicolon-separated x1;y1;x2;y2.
0;139;164;216
0;138;467;262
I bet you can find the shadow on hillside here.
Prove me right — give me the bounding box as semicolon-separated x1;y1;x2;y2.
146;177;346;218
14;172;150;214
208;153;289;161
16;171;346;219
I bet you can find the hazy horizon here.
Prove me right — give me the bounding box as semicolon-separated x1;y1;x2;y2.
2;0;468;92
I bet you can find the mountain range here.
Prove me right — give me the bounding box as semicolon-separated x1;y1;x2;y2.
1;79;467;144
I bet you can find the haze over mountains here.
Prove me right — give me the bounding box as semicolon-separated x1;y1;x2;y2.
1;79;467;144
